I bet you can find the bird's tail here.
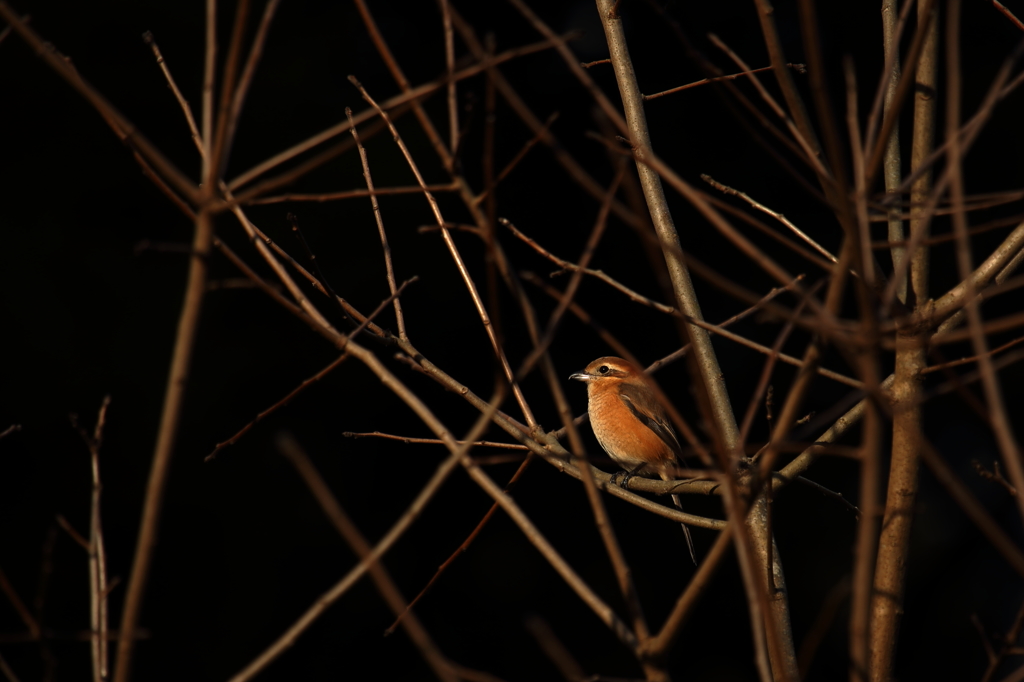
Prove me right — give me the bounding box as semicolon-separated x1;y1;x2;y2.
660;470;697;565
670;494;697;565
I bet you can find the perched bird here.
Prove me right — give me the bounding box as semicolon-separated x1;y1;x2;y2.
570;356;696;563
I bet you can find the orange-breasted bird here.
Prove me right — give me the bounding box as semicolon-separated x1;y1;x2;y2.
570;356;696;563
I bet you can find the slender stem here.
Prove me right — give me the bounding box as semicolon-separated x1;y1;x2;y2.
142;32;204;158
594;0;740;453
909;0;938;308
869;337;924;682
113;206;215;682
223;0;281;166
881;0;906;303
869;5;934;674
84;396;111;682
350;77;537;428
228;31;569;190
346;108;407;339
440;0;458;155
201;0;215;178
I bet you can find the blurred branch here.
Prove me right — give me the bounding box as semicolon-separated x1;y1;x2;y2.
276;434;461;682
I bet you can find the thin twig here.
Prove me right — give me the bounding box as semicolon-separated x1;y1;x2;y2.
643;64;806;101
347;107;407;339
249;183;458;205
205;355;350;462
56;515;90;551
473;112;559;206
74;396;112;682
990;0;1024;32
517;167;624;381
384;456;534;636
0;567;40;639
972;459;1018;496
501;217;677;315
206;0;251;182
921;335;1024;374
701;174;836;263
980;596;1024;682
349;75;536;427
142;32;204;158
228;32;575;190
344;432;529;450
223;0;281;168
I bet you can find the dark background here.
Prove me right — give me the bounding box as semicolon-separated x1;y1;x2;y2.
2;0;1024;680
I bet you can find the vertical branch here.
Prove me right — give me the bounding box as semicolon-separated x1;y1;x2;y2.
201;0;216;178
870;6;934;677
113;207;216;682
909;0;938;308
207;0;251;183
224;0;282;164
592;0;739;453
844;60;886;682
751;0;823;158
346;108;407;339
591;4;805;680
85;396;112;682
481;33;503;371
850;393;882;682
869;335;924;682
440;0;458;155
945;0;1024;523
882;0;906;303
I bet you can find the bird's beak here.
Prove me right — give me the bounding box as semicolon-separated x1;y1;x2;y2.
569;371;592;382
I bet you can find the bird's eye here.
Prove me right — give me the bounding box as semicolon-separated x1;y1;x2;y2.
599;365;609;374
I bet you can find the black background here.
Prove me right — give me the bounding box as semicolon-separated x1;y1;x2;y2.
2;0;1024;680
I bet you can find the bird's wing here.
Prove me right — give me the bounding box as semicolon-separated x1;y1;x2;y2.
618;384;684;460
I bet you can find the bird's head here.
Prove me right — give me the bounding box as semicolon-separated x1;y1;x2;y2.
568;356;640;384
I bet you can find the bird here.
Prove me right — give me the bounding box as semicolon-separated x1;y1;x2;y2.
570;356;696;563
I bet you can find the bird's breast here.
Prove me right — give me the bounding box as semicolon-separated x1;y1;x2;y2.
588;387;676;474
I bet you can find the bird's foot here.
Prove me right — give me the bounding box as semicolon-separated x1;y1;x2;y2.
610;465;646;489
